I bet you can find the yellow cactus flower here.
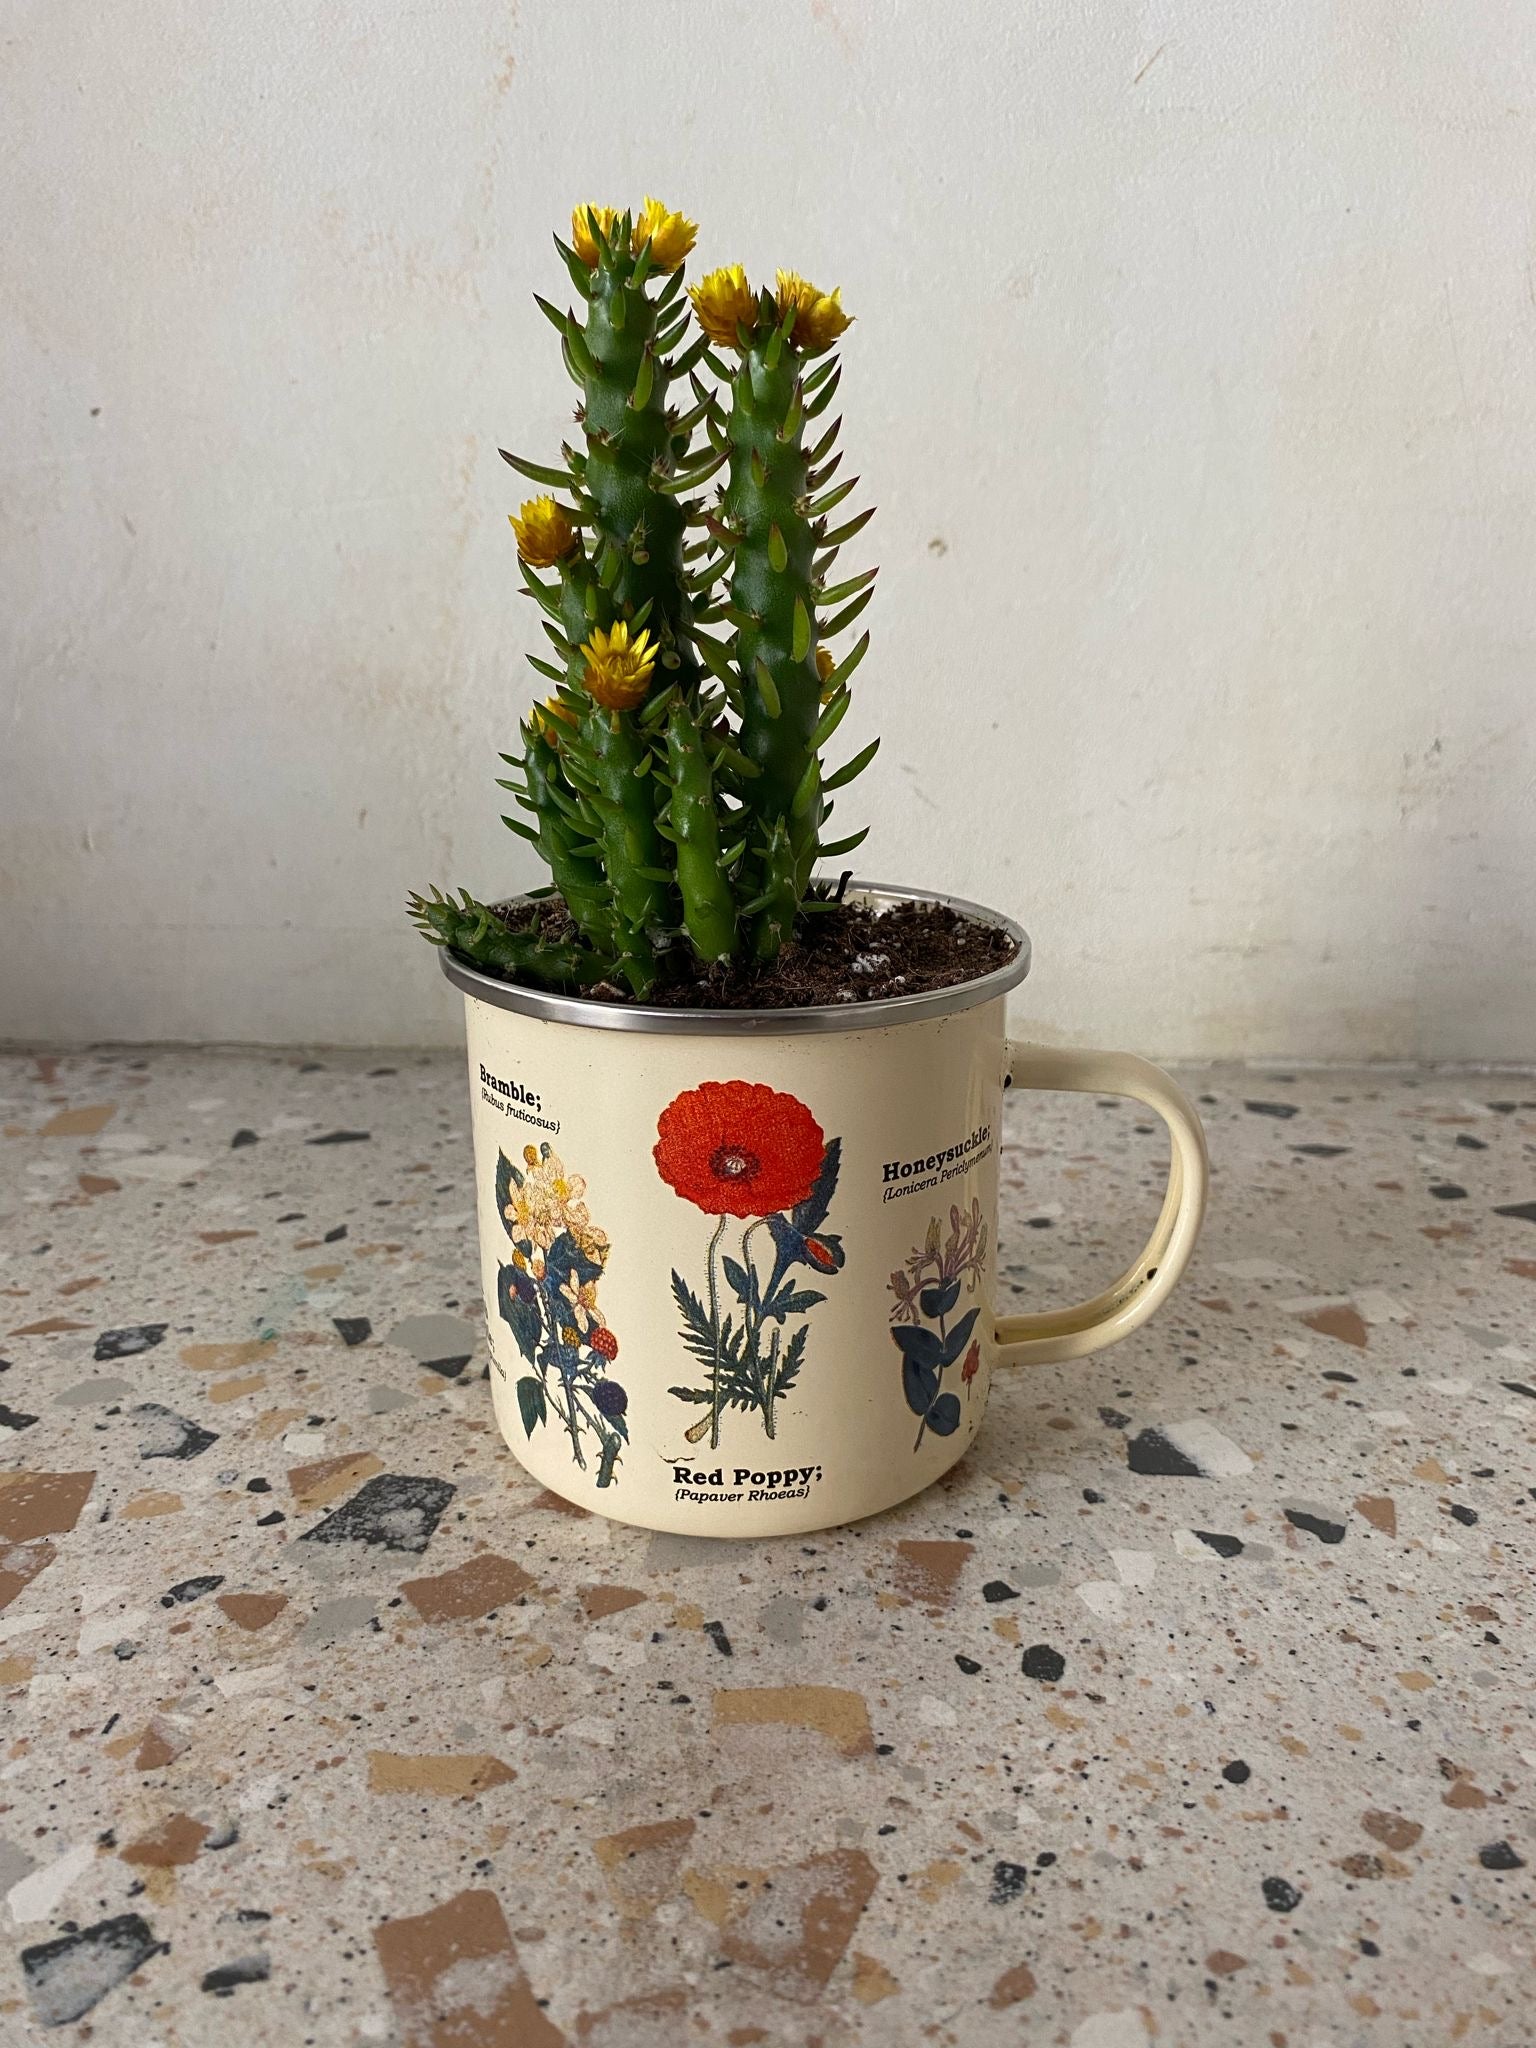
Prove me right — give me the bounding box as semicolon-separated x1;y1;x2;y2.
571;203;620;267
581;619;657;711
509;495;578;567
775;271;852;354
635;196;697;272
816;646;836;700
689;265;758;350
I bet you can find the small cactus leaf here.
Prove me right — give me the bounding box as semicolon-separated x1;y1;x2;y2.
694;633;740;689
519;574;563;620
816;566;878;605
819;505;876;551
551;235;592;297
820;585;875;639
807;415;842;464
565;325;598;380
821;736;879;792
804;363;842;416
811;688;852;749
533;293;572;337
753;659;782;719
714;742;759;779
500;449;570;490
817;826;870;858
670;334;712;378
805;474;858;518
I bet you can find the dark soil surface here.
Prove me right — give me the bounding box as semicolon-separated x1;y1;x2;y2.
487;894;1020;1009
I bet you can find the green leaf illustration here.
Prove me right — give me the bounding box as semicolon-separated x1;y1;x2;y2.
516;1375;547;1436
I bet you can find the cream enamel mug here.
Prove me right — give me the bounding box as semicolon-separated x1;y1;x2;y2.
443;885;1208;1536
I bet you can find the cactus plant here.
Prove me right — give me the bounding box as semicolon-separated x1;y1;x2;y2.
409;201;878;997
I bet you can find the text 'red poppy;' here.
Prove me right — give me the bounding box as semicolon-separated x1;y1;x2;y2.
654;1080;826;1218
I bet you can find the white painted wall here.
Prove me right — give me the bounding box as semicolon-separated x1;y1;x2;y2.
5;1;1534;1057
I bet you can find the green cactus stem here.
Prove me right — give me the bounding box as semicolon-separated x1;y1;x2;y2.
573;697;672;997
741;814;800;962
505;205;720;690
662;697;738;962
412;215;881;1000
406;889;603;991
702;282;875;958
507;719;613;952
720;329;821;955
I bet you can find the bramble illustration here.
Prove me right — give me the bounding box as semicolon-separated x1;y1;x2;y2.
654;1080;844;1445
889;1199;987;1449
494;1143;626;1486
409;198;877;995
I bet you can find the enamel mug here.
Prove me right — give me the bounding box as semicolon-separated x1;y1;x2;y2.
443;885;1208;1536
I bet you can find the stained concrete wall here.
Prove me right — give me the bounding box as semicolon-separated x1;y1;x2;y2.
5;1;1534;1055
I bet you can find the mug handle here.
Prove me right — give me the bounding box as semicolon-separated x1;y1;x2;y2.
994;1042;1209;1365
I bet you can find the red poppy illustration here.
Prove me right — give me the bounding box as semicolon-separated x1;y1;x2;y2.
654;1081;826;1219
658;1081;844;1446
960;1339;980;1386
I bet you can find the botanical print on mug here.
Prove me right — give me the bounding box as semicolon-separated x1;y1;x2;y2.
654;1081;844;1447
494;1143;627;1486
889;1198;987;1450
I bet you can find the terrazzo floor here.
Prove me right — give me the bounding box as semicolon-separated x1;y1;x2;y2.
1;1047;1534;2046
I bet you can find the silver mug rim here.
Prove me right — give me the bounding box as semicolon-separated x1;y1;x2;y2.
438;881;1031;1035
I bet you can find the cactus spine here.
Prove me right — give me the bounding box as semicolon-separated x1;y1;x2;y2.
410;206;878;997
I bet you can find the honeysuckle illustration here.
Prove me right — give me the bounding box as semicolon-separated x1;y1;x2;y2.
655;1081;844;1446
890;1200;988;1449
409;198;878;996
495;1143;627;1486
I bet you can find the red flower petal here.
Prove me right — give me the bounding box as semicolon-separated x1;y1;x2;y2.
654;1080;826;1217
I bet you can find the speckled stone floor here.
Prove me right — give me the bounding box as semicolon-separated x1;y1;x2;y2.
1;1048;1534;2045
